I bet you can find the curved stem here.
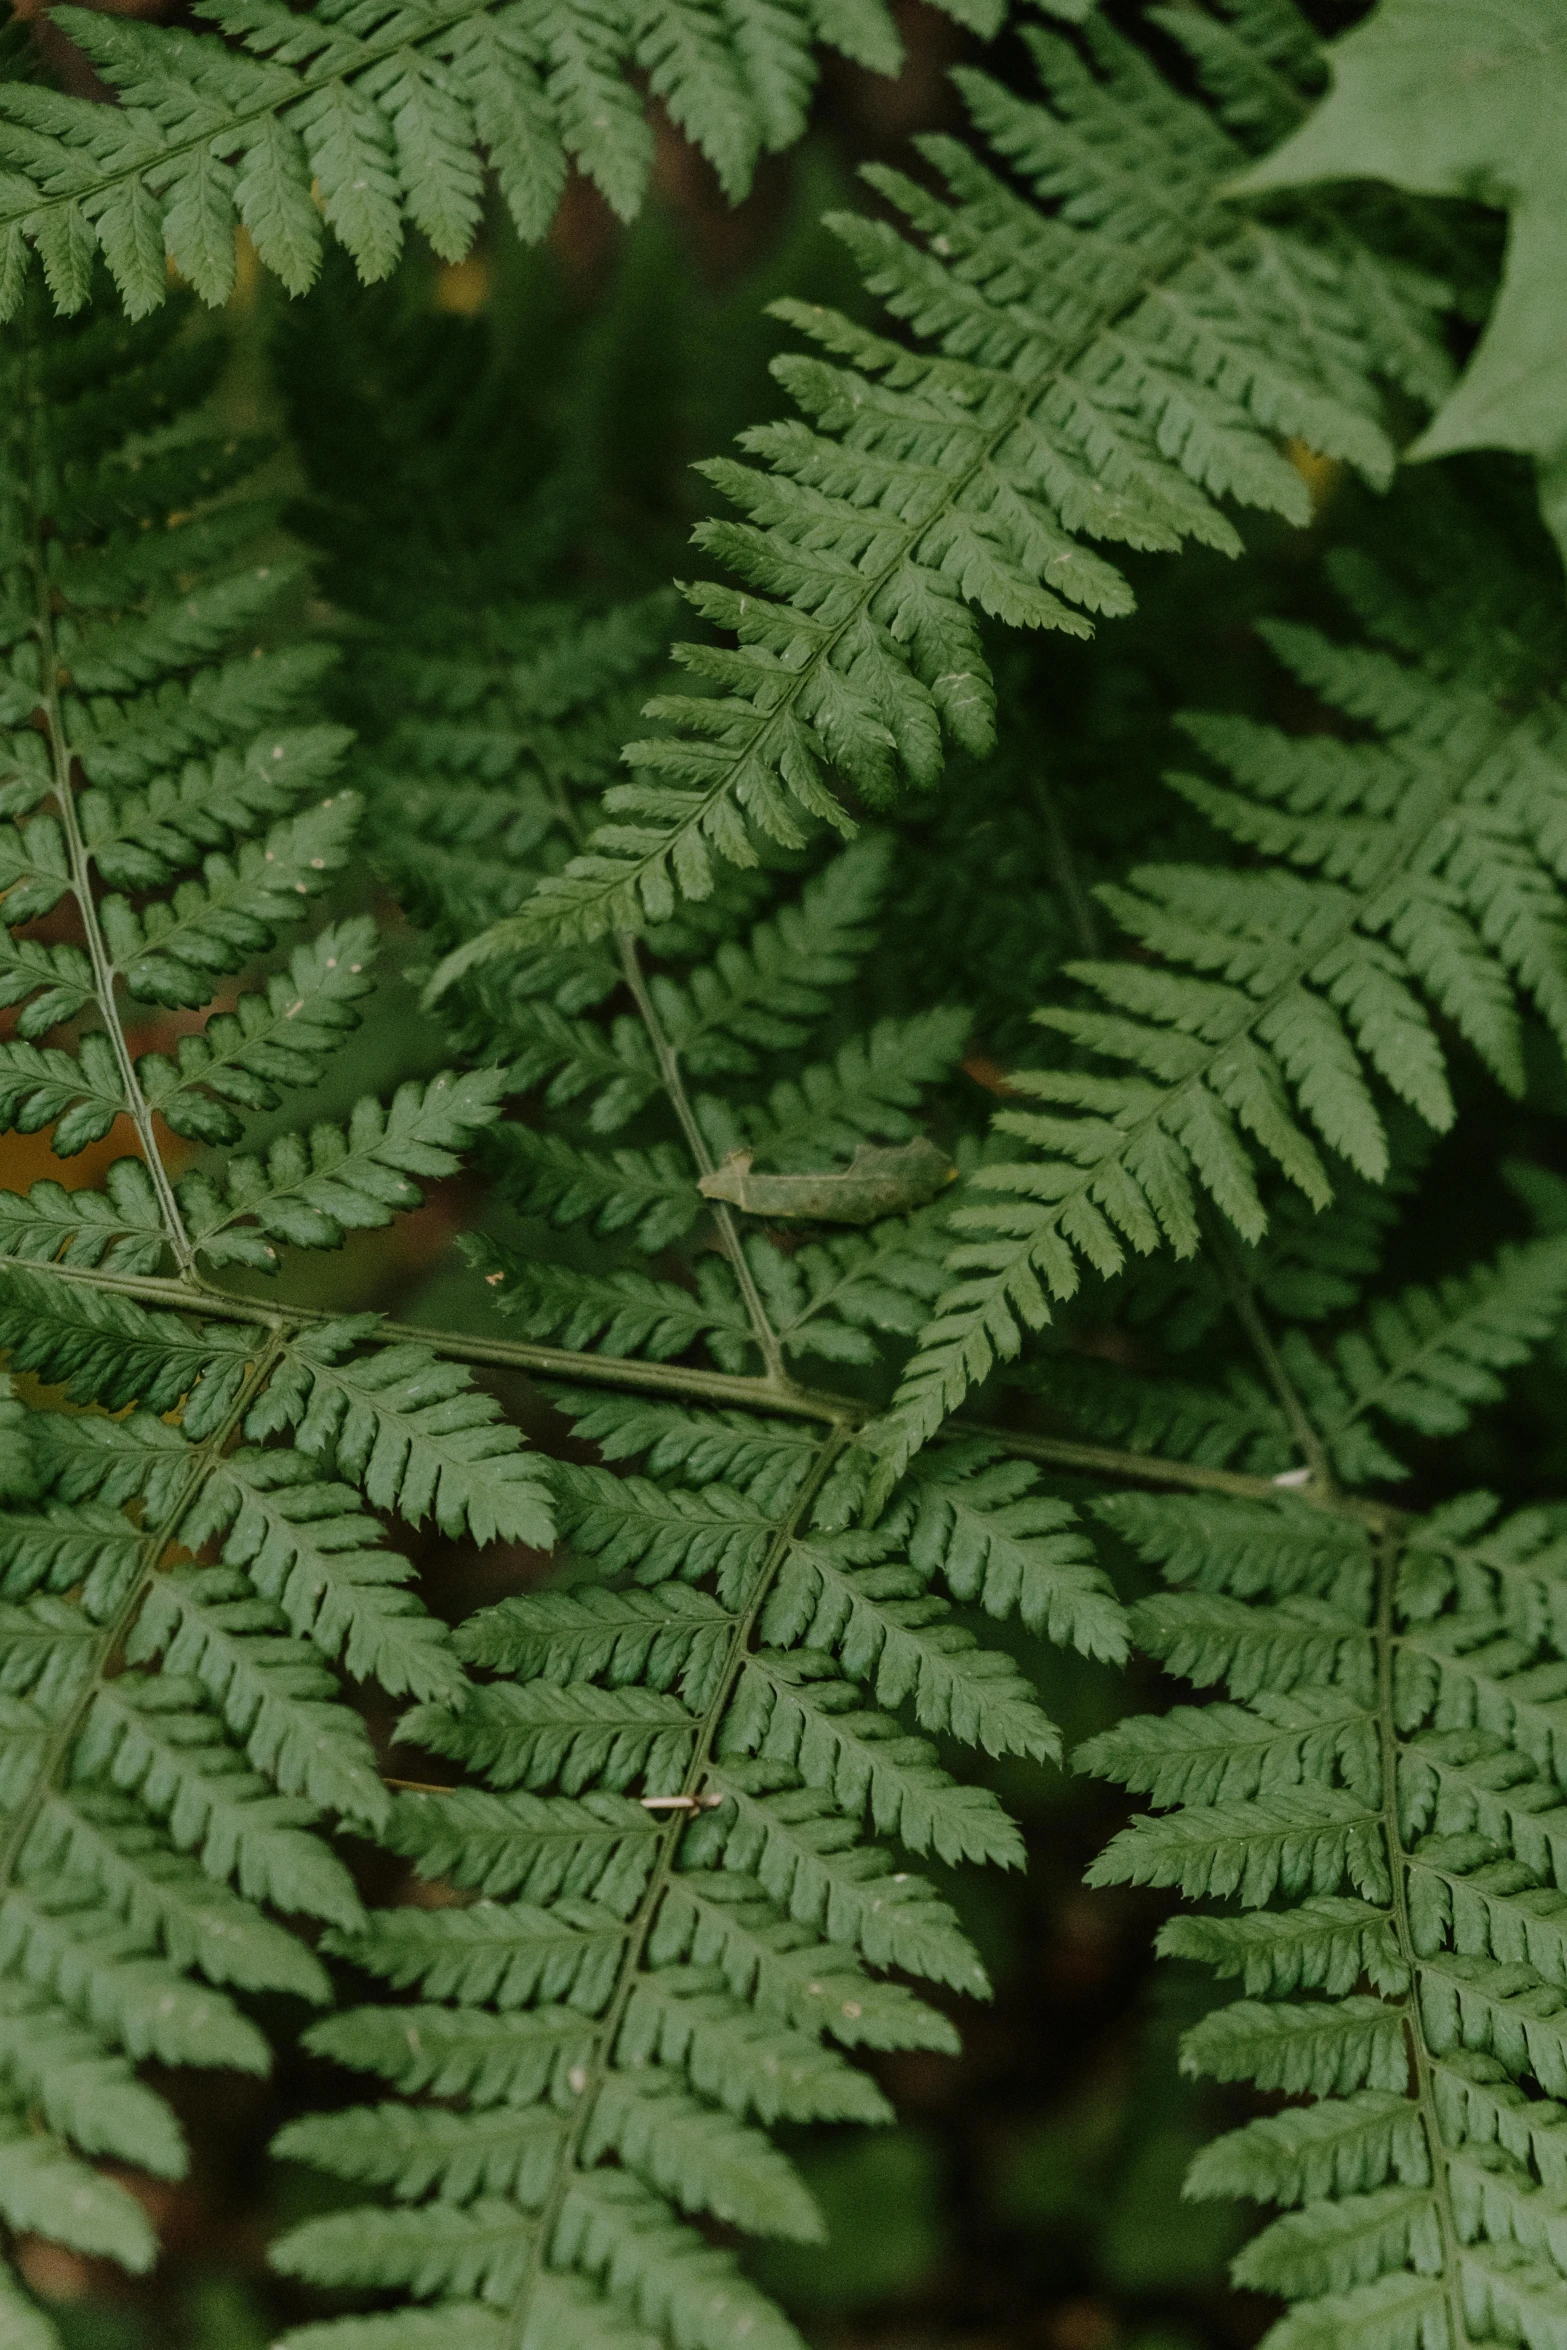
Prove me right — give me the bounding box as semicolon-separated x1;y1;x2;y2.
0;1247;1405;1523
965;1415;1395;1528
614;932;790;1385
1204;1212;1339;1497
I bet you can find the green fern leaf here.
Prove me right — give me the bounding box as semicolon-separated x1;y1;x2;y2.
386;1787;662;1907
0;288;536;2325
471;1250;755;1368
181;1066;508;1272
137;917;378;1144
181;1451;467;1701
0;1159;168;1275
125;1566;389;1825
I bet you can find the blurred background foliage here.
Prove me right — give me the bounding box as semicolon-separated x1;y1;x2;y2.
4;0;1562;2342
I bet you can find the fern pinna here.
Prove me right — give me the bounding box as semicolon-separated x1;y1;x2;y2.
0;0;1005;316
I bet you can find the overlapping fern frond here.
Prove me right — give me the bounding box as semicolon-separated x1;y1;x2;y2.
284;288;984;1394
0;288;551;2305
3;6;1559;2344
439;0;1449;987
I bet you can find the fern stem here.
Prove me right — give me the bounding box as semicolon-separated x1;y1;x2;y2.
15;354;196;1274
0;1251;826;1409
1203;1214;1339;1496
962;1416;1392;1527
496;1416;854;2347
1373;1526;1472;2350
0;1247;1407;1517
613;931;791;1384
0;1324;287;1896
1034;767;1103;961
535;755;789;1378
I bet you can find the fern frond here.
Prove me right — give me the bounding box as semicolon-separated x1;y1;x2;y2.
457;1586;736;1712
261;294;1138;2344
0;2111;160;2270
758;1531;1061;1759
688;1757;988;1995
549;1460;782;1604
97;789;360;1009
75;1674;365;1923
437;4;1445;984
